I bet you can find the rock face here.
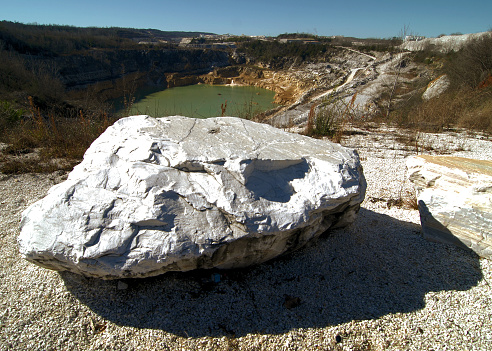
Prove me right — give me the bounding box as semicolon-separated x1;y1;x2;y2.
422;75;450;100
407;155;492;259
19;115;366;279
401;32;491;53
55;49;230;88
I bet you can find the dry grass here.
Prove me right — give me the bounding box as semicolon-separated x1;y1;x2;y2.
305;94;359;142
0;97;115;174
369;191;419;210
380;34;492;137
391;86;492;135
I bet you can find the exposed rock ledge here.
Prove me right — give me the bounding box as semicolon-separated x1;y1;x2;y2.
18;115;366;279
408;155;492;259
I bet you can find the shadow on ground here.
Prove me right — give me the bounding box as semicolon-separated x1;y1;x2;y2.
62;208;482;337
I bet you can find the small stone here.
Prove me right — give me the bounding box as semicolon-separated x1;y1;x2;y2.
117;281;128;290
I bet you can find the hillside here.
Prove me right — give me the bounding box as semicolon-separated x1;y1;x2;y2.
0;23;491;174
0;23;492;351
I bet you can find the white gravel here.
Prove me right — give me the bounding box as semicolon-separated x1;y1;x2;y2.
1;126;491;350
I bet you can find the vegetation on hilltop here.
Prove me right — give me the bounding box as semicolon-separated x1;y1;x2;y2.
0;21;214;55
277;32;320;39
236;40;334;68
445;34;492;89
234;34;402;68
0;22;135;56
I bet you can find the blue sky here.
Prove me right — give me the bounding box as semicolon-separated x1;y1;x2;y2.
1;0;490;38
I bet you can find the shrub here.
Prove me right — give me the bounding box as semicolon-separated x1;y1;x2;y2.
305;94;359;141
456;88;492;133
0;100;25;131
387;33;492;135
0;96;116;174
391;87;492;134
305;103;339;139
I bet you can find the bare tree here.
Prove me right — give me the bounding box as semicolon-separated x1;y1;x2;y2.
385;25;412;118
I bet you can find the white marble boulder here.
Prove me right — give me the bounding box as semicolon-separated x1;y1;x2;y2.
19;115;366;279
422;74;450;100
408;155;492;259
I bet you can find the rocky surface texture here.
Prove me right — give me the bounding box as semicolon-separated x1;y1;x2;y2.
146;34;485;123
18;115;365;279
267;49;432;128
30;48;232;101
408;155;492;258
2;125;492;350
54;49;230;89
257;32;492;129
422;74;451;100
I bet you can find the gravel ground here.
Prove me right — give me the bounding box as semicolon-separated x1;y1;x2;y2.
1;126;491;350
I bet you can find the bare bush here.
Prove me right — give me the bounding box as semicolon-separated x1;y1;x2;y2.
305;94;360;141
446;32;492;89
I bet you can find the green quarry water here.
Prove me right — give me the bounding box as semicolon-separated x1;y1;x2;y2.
121;84;279;119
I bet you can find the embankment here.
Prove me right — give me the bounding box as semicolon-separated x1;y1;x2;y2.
39;48;231;101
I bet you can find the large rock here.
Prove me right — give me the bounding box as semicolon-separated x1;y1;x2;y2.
407;155;492;258
19;115;366;279
422;75;450;100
